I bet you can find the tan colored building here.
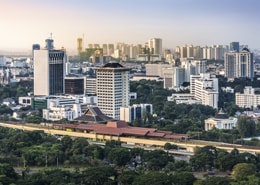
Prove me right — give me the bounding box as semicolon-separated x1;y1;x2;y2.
236;86;260;109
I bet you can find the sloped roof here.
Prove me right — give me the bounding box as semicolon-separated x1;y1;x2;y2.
55;121;188;139
75;106;113;123
103;61;123;68
215;109;229;119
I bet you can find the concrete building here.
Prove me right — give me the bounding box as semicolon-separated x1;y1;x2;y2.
120;104;153;123
167;93;201;104
95;61;130;120
224;48;254;80
85;77;97;95
167;73;218;109
40;95;97;121
148;38;162;55
145;63;174;77
18;97;32;107
65;76;85;95
205;109;237;131
236;86;260;109
162;59;206;89
230;42;239;52
34;39;66;96
163;67;185;89
191;73;219;109
181;59;207;82
42;104;78;121
130;75;162;82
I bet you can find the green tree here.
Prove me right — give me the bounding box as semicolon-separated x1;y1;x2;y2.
81;166;116;185
173;160;191;172
70;137;89;155
237;117;256;137
172;172;196;185
118;170;139;185
230;175;260;185
0;163;19;185
133;171;172;185
232;163;256;180
143;150;173;170
108;148;131;167
0;105;13;115
194;176;230;185
190;146;217;171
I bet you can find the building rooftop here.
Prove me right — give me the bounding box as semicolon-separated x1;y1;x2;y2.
215;109;229;119
54;120;188;139
103;61;124;68
75;106;114;123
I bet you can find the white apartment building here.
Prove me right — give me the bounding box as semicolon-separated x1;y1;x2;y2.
167;74;218;109
224;48;254;80
42;104;78;121
95;61;130;120
41;95;97;121
120;104;153;123
167;93;201;105
236;86;260;109
190;73;219;109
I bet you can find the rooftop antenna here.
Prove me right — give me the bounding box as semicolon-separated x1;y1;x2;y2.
50;32;53;39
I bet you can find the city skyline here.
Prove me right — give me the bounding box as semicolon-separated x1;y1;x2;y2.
1;0;260;53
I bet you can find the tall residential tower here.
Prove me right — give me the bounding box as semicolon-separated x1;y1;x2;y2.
224;48;254;80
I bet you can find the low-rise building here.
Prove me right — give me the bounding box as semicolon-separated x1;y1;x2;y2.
167;73;219;109
167;93;201;104
120;104;153;123
236;86;260;109
204;109;237;131
130;75;162;82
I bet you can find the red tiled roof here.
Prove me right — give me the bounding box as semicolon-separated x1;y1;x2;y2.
156;130;173;135
120;127;149;136
147;132;166;137
55;121;187;139
106;121;128;128
95;127;121;136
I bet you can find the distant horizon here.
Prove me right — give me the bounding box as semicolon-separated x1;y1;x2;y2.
0;40;259;57
1;0;260;52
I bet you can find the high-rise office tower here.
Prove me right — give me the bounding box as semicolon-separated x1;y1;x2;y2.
230;42;239;52
224;48;254;80
94;61;130;120
34;39;66;96
148;38;162;55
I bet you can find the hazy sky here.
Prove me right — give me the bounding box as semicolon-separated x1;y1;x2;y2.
1;0;260;53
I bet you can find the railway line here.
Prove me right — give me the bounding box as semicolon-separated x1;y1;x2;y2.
1;122;260;155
